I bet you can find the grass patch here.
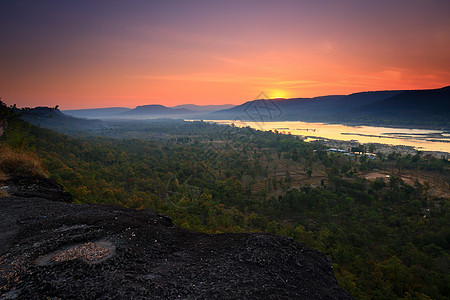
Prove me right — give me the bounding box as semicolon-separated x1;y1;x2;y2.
0;188;10;198
0;144;48;178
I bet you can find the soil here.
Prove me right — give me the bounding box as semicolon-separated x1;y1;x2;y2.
313;138;449;159
363;169;450;199
0;177;351;299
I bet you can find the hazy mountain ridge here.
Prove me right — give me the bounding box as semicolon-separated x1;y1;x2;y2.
19;106;105;133
211;95;345;118
207;86;449;128
332;86;450;127
63;104;235;119
51;86;450;129
63;107;131;118
172;104;235;112
119;104;193;117
209;90;405;120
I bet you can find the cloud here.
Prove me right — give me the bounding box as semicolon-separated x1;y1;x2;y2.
272;80;318;87
127;73;279;84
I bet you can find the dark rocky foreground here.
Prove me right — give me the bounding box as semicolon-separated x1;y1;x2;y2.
0;179;351;299
0;177;72;203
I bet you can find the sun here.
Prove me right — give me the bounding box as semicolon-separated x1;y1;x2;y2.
269;90;289;99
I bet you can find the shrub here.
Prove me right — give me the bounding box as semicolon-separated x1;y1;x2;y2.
0;145;48;178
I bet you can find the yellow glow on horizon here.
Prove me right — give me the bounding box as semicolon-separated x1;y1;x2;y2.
269;90;289;99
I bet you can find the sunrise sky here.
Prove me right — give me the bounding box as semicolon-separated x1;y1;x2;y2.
1;0;450;109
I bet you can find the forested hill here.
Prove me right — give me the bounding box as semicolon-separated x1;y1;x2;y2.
337;86;450;127
55;86;450;129
207;86;449;129
118;104;193;117
19;106;105;133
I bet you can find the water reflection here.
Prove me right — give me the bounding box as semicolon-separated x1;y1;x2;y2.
204;120;450;153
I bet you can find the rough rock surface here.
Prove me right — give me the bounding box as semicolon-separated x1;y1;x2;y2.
0;176;72;203
0;181;351;299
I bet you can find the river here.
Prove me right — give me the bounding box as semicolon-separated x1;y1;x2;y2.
200;120;450;153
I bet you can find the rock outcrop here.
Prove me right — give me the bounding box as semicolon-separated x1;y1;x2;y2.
0;176;72;203
0;178;351;299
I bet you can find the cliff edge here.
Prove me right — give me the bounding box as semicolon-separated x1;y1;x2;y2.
0;178;351;299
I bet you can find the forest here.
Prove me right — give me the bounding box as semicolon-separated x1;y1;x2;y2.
1;104;449;299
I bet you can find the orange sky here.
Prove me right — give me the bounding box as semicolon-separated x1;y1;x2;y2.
1;0;449;109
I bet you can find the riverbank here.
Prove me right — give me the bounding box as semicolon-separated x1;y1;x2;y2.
308;137;449;159
281;118;450;131
203;120;450;154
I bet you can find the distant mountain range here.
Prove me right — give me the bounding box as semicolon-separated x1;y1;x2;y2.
118;104;191;118
171;104;234;112
207;86;450;129
62;107;131;118
19;106;104;133
63;104;234;119
336;86;450;127
55;86;450;129
207;91;405;120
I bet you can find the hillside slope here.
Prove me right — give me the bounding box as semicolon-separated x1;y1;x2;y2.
338;86;450;127
207;91;404;121
19;107;105;133
207;87;449;128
